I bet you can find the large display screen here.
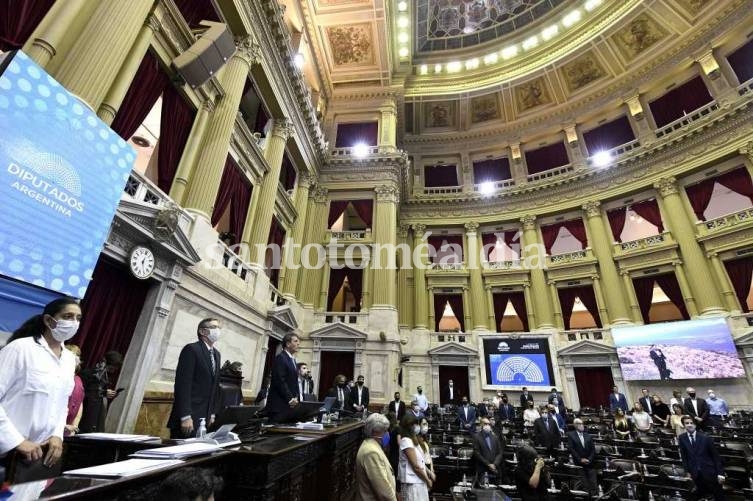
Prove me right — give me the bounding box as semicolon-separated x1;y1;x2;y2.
612;318;745;381
482;337;556;387
0;50;135;298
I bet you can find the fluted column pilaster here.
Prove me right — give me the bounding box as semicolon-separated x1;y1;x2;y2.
520;215;555;329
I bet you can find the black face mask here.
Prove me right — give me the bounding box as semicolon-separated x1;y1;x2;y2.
462;401;469;406
338;382;346;388
418;389;422;393
502;398;508;403
395;397;400;402
358;381;364;386
688;393;696;398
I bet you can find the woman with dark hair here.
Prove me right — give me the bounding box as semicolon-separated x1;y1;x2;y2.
398;414;432;501
514;445;550;500
0;298;81;467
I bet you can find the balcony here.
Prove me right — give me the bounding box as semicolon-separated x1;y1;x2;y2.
484;259;522;271
216;240;256;283
586;139;641;166
430;331;468;346
423;185;463;195
654;101;720;138
526;164;575;183
546;248;595;267
325;228;373;243
473;179;515;192
696;207;753;238
556;328;612;346
313;311;369;328
612;232;676;258
737;76;753;97
427;262;466;271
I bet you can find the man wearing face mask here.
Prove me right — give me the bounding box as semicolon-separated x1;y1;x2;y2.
409;399;424;419
678;416;725;500
296;363;314;402
355;413;397;501
79;350;123;433
327;374;353;412
414;386;429;415
457;397;477;432
443;379;457;405
387;391;406;420
568;418;597;496
498;394;515;422
472;417;504;486
706;389;728;429
167;318;222;438
351;375;370;414
520;386;534;409
683;386;709;430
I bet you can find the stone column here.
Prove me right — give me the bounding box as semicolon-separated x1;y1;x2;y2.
621;271;644;323
522;284;535;331
280;174;314;297
549;282;564;330
379;101;397;152
461;153;474;193
582;200;632;325
428;288;436;332
695;51;737;106
397;224;413;327
181;38;260;219
53;0;156;110
361;259;372;311
413;224;429;329
591;275;608;327
671;261;699;318
563;125;585;168
169;102;212;204
464;222;489;330
243;118;295;264
97;15;160;125
654;177;725;315
486;287;496;331
510;143;527;185
300;186;329;306
708;252;739;312
520;215;555;329
371;185;399;308
21;0;89;67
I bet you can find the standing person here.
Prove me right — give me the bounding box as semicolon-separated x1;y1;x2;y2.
612;408;632;440
669;390;683;407
296;363;313;402
639;388;654;415
471;417;504;485
417;417;434;484
388;392;406;420
326;374;352;412
477;398;490;418
547;388;566;417
514;445;550;501
568;418;598;497
523;401;540;429
457;397;477;432
533;406;560;455
355;413;397;501
398;414;433;501
497;394;515;422
678;416;725;500
649;345;670;380
79;350;123;433
631;402;652;435
0;298;80;467
651;395;671;428
683;387;709;430
706;390;729;428
520;387;534;409
254;376;271;406
64;344;85;436
414;386;429;415
443;379;457;405
351;375;370;414
668;404;685;436
167;318;222;438
408;400;424;420
608;386;628;413
265;333;301;421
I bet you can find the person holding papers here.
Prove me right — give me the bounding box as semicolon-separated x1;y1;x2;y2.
167;318;222;438
0;298;80;468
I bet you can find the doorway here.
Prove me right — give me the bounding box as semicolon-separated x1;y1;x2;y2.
438;366;469;405
261;336;281;385
318;351;355;400
574;367;615;409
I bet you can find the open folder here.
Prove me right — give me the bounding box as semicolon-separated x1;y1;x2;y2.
131;442;221;459
64;458;184;478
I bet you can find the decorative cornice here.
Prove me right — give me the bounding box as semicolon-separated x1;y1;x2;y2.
234;36;261;65
298;173;316;189
654;177;678;198
582;200;602;218
521;215;536;230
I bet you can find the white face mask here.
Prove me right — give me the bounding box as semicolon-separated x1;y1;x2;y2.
575;424;585;432
206;328;221;343
482;424;492;433
50;319;79;342
412;424;421;435
420;425;429;434
413;405;420;412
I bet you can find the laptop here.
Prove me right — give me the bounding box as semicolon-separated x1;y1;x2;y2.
320;396;337;413
212;405;263;429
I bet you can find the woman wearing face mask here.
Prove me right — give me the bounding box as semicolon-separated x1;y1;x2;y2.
0;298;80;468
398;414;432;501
515;445;550;500
523;401;540;428
64;344;85;436
417;418;435;481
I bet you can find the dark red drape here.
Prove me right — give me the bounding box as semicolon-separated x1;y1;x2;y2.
563;219;588;249
724;257;753;313
157;85;195;193
335;122;379;147
279;155;296;192
607;207;627;243
111;51;170;140
524;142;570;175
446;294;465;332
727;38;753;85
346;268;364;311
631;199;664;232
433;294;450;332
632;276;656;324
424;164;459;187
540;223;562;255
684;178;716;221
557;285;601;330
327;200;350;228
211;156;252;244
582;115;635;155
326;267;349;311
267;217;285;286
493;292;529;332
173;0;220;27
72;258;151;368
0;0;54;51
504;230;519;248
254;101;269;135
649;76;713;128
427;235;464;262
574;367;615;409
473;158;511;183
350;200;374;227
482;233;499;260
655;273;690;320
716;167;753;204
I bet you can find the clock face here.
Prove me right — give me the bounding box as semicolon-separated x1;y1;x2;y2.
129;246;155;279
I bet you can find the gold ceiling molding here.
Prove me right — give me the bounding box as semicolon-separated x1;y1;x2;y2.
326;23;375;66
609;12;670;64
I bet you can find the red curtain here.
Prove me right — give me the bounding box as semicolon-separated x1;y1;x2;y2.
727;38;753;85
540;223;562;255
0;0;54;51
473;158;511;182
446;294;465;332
279;155;296;192
716;167;753;204
563;219;588;249
724;257;753;312
346;268;364;311
607;207;627;243
685;178;716;221
493;292;529;332
649;76;713;128
433;294;450;332
327;200;350;228
72;258;152;368
111;51;170;140
524;142;570;174
326;267;349;311
557;285;602;330
350;200;374;227
211;156;252;245
574;367;615;409
632;276;656;324
655;273;690;319
427;235;464;262
582;115;635;155
631;199;664;232
334;122;379;147
482;233;499;260
424;164;459;187
267;217;285;287
157;85;195;193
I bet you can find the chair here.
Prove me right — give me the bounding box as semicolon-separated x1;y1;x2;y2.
659;463;687;478
611;459;641;476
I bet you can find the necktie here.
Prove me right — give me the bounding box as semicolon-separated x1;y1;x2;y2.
579;432;584;447
209;349;215;374
485;435;492;451
690;434;695;447
545;417;550;430
338;388;343;404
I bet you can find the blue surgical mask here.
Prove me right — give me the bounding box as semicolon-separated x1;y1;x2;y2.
381;433;390;448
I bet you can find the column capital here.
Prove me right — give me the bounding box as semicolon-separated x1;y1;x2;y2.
707;250;719;258
520;214;537;230
398;224;410;238
464;221;479;234
739;140;753;162
412;223;427;236
234;36;261;65
619;269;630;277
582;200;602;218
298;172;316;189
145;14;160;33
270;117;295;140
312;185;328;203
375;184;399;202
654;176;678;197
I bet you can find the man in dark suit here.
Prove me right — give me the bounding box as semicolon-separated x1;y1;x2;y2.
326;374;353;412
678;415;725;500
533;406;561;455
443;379;457;405
497;394;515;422
387;391;406;420
472;417;504;485
639;388;654;415
547;388;566;416
608;385;628;413
457;397;477;432
167;318;222;438
351;374;369;414
266;333;301;421
520;387;534;409
568;418;598;496
296;363;315;401
683;387;709;430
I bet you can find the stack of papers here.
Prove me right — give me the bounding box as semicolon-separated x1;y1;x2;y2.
64;458;184;478
297;422;323;431
76;433;158;441
131;442;221;459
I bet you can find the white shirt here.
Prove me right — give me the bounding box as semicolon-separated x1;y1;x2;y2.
690;398;698;415
398;436;426;484
356;386;363;405
415;393;428;411
449;386;454;400
632;411;652;431
523;408;540;426
0;337;75;454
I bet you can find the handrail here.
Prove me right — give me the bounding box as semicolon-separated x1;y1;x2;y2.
526;164;574;182
617;232;668;252
654;101;719;138
737;76;753;97
217;240;255;282
428;262;465;270
423;185;463;195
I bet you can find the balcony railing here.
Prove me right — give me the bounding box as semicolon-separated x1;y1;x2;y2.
330;145;382;157
699;207;753;235
737;76;753;97
269;285;288;306
473;179;515;192
123;171;168;206
423;185;463;195
547;249;590;266
431;331;467;343
654;101;720;138
218;241;255;282
428;262;465;271
526;164;574;183
327;229;372;241
315;311;369;326
484;259;522;270
557;328;610;344
616;232;667;252
586;139;641;165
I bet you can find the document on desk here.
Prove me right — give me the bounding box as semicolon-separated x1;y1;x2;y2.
131;442;221;459
293;435;317;441
75;433;158;441
64;458;184;478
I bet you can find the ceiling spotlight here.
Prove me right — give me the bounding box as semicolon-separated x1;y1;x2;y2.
419;64;428;75
522;36;539;50
353;143;370;158
591;150;613;167
397;16;409;28
541;25;559;41
465;58;479;70
563;9;582;27
397;1;408;12
293;53;305;69
398;32;409;43
584;0;602;12
501;46;518;59
446;61;462;73
434;63;443;73
399;47;410;58
479;181;495;196
483;53;498;65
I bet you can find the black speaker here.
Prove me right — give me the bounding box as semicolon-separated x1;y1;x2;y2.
172;21;236;88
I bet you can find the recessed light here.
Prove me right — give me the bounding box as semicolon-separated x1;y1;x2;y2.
483;53;498;65
541;25;559;41
397;1;408;12
397;16;409;28
584;0;602;12
446;61;462;73
501;46;518;59
522;36;539;50
563;9;582;27
132;136;151;148
419;64;428;75
591;151;613;167
398;32;409;43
